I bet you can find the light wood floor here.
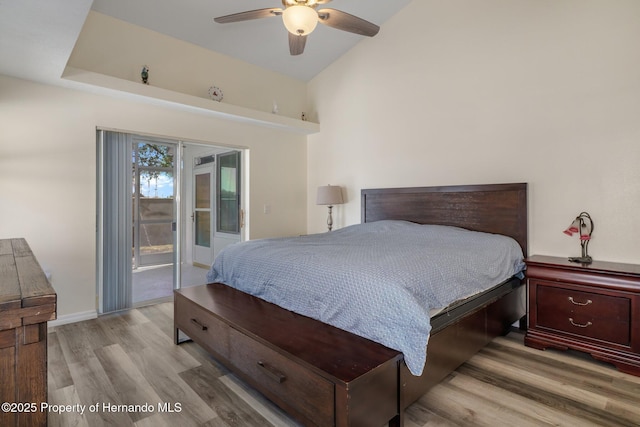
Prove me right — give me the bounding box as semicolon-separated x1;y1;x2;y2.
48;302;640;426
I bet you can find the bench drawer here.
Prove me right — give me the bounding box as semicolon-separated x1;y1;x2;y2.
229;328;334;427
175;293;230;359
174;283;402;426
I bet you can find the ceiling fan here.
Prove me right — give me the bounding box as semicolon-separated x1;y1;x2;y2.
214;0;380;56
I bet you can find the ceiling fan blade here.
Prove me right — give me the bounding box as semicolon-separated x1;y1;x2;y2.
317;8;380;37
214;8;283;24
289;32;307;55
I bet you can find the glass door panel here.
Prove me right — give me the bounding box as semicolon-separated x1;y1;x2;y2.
195;172;211;209
193;169;213;267
217;151;240;234
195;211;211;247
133;143;175;267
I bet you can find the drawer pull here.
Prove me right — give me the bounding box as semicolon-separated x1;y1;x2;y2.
190;318;208;331
257;361;287;383
569;318;593;328
568;297;592;306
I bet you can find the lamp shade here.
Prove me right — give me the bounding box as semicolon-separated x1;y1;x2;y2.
316;185;343;206
563;218;580;236
282;5;318;36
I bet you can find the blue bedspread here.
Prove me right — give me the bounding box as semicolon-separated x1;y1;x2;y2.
207;220;524;375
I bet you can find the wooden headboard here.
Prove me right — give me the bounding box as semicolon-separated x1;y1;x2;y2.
361;183;528;256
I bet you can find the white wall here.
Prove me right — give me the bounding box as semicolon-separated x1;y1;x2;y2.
69;12;308;120
307;0;640;263
0;75;307;318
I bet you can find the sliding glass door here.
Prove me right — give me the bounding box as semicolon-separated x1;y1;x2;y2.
98;132;178;313
98;132;245;314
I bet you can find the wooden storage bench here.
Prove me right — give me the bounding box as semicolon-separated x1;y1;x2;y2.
0;238;57;427
175;283;403;427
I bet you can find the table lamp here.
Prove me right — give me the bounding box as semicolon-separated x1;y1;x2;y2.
316;185;343;231
563;212;594;264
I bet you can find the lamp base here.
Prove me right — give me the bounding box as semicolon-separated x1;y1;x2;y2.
326;205;334;232
568;256;593;264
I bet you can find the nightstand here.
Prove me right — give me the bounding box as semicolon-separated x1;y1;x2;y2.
524;255;640;376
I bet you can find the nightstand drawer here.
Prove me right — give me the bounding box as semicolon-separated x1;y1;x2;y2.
535;283;631;345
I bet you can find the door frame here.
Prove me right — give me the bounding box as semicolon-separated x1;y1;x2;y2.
97;130;248;314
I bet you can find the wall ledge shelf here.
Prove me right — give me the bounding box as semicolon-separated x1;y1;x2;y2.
61;67;320;135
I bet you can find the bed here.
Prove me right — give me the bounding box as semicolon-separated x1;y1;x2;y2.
175;182;528;426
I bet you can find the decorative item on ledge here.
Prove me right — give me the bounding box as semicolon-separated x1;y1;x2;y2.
563;211;594;263
316;184;343;231
208;86;223;102
141;65;149;85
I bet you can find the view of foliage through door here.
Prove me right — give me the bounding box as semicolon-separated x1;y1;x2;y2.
133;142;175;267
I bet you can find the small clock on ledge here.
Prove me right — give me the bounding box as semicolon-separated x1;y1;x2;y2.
208;86;223;102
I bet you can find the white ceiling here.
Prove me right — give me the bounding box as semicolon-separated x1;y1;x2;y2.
0;0;93;84
0;0;411;85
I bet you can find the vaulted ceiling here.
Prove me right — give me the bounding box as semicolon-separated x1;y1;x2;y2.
0;0;411;84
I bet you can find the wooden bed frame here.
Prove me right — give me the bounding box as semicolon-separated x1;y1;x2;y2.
361;183;528;409
175;182;528;426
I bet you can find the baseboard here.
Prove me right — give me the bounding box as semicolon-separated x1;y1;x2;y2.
48;310;98;328
192;261;210;269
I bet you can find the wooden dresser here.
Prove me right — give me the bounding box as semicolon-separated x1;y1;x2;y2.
0;238;57;427
525;255;640;375
175;283;403;427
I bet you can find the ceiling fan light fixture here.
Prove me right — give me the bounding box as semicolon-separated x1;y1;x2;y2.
282;5;318;36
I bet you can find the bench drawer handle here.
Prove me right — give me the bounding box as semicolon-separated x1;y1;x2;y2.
257;361;287;383
190;318;208;331
569;318;592;328
568;296;592;306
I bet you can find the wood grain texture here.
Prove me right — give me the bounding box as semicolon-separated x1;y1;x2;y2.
1;238;56;427
361;183;528;256
0;346;17;427
176;284;402;384
175;285;402;426
525;256;640;376
0;250;21;309
49;302;640;426
17;325;48;426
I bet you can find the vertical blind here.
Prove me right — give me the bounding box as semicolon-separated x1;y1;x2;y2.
97;130;132;313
